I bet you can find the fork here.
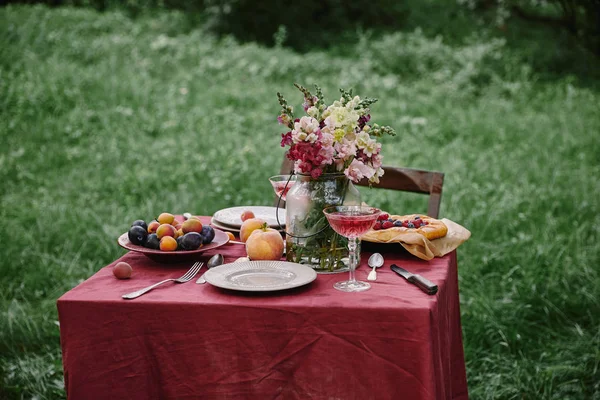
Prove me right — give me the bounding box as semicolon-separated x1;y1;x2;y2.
122;262;203;299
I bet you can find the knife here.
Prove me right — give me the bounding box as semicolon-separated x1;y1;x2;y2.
390;264;438;295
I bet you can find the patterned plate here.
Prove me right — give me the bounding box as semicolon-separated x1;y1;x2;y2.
212;206;286;229
204;261;317;292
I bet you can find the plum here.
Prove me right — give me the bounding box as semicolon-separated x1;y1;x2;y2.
181;232;203;250
128;226;148;246
145;233;160;250
201;226;215;244
131;219;148;231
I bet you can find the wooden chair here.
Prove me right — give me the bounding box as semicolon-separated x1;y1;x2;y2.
277;155;444;218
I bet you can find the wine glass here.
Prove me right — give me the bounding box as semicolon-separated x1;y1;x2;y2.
323;205;382;292
269;174;297;203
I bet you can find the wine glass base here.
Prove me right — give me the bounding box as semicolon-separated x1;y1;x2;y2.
334;280;371;292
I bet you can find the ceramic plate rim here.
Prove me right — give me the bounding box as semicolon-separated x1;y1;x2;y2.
204;261;317;292
212;206;286;229
117;228;229;256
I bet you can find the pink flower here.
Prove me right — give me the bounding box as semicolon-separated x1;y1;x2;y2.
344;159;375;182
281;132;293;147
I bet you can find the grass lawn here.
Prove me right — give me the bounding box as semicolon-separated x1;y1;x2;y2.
1;4;599;399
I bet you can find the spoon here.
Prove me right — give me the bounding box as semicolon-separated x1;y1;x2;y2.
196;254;224;284
367;253;384;281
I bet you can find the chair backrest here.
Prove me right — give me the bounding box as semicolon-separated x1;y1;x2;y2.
276;156;444;218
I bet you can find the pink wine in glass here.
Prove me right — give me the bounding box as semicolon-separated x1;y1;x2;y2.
273;181;292;201
323;206;382;293
326;211;380;238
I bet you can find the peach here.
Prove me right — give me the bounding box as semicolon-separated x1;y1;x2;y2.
160;236;178;251
240;210;255;222
182;218;203;234
156;223;176;239
147;220;160;234
245;224;284;261
240;218;268;242
113;261;132;279
157;212;175;225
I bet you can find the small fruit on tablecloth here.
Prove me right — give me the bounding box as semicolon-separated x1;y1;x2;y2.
240;210;255;222
226;232;236;241
201;226;215;244
113;261;132;279
157;212;175;225
240;218;268;242
181;232;203;250
145;233;160;250
245;223;284;261
182;218;203;234
147;220;160;234
131;220;148;231
128;226;148;246
159;236;178;251
156;224;176;239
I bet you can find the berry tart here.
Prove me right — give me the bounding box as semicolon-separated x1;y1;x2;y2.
362;213;448;242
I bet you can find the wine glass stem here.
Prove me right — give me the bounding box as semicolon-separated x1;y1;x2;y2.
347;236;359;283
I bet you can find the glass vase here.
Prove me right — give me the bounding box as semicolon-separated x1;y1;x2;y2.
284;173;361;273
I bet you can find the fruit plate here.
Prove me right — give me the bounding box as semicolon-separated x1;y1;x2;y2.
117;229;229;264
212;206;286;229
204;261;317;292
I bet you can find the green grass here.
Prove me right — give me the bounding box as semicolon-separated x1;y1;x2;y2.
1;4;599;399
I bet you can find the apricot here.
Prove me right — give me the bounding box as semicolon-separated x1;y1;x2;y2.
245;224;284;261
156;224;177;239
226;232;236;242
113;261;132;279
160;236;178;251
157;212;175;225
175;228;184;239
147;220;160;234
240;210;255;222
182;218;203;234
240;218;268;242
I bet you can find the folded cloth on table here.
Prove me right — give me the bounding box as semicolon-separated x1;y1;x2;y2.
361;218;471;261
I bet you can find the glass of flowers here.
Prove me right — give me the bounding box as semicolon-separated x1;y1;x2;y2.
276;84;395;273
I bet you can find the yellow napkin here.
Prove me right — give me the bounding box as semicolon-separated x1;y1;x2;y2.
361;218;471;261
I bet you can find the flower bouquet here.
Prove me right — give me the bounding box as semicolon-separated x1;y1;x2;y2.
277;84;395;272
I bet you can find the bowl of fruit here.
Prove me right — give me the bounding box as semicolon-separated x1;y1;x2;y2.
117;212;229;263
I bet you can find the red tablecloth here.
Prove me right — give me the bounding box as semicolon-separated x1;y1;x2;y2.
57;217;468;400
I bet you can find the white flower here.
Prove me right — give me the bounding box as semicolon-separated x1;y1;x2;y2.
292;116;320;143
306;106;319;118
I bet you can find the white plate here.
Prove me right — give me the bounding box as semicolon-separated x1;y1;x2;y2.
204;261;317;292
210;218;241;233
212;206;286;229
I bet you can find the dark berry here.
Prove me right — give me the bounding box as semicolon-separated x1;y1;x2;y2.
414;216;421;220
394;220;402;227
407;222;415;228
